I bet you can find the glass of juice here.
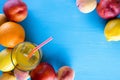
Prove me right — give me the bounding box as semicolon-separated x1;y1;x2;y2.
11;42;42;71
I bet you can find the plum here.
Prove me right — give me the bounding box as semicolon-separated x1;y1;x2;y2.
97;0;120;19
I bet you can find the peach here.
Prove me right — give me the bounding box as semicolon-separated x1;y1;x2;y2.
0;14;8;26
76;0;97;13
0;22;25;48
3;0;28;22
14;68;30;80
57;66;75;80
0;72;16;80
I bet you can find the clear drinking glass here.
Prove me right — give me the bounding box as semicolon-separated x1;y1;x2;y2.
11;42;42;71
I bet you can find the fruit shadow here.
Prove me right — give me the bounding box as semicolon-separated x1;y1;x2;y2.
0;71;2;75
73;0;100;3
41;44;71;71
72;0;76;3
0;46;5;51
19;10;48;43
83;9;108;33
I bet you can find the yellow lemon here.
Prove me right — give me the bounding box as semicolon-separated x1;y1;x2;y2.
104;19;120;41
0;49;17;72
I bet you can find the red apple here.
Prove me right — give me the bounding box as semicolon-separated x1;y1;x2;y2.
96;0;120;19
30;62;56;80
3;0;28;22
57;66;75;80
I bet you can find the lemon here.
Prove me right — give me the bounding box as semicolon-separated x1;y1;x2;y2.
104;19;120;41
0;49;17;72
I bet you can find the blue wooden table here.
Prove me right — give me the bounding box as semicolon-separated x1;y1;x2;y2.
0;0;120;80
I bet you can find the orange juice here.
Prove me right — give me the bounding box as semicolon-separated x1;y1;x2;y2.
11;42;42;71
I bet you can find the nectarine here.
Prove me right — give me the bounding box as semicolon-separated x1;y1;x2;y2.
97;0;120;19
0;22;25;48
57;66;75;80
30;62;56;80
3;0;28;22
0;14;8;26
76;0;97;13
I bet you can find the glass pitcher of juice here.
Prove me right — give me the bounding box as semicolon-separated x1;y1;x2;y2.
11;42;42;71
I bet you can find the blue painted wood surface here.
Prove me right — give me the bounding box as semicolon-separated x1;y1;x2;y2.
0;0;120;80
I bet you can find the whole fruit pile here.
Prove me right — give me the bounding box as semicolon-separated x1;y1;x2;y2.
0;0;75;80
0;0;27;48
76;0;120;41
